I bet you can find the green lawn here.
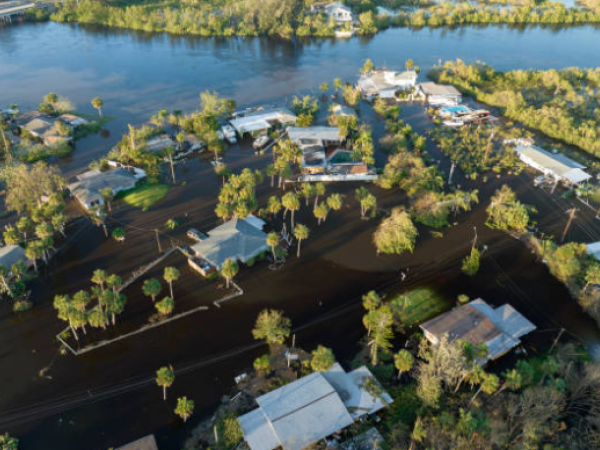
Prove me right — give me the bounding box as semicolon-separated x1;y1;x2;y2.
120;183;169;211
388;287;450;327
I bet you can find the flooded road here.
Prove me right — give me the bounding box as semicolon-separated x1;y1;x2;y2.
2;21;600;450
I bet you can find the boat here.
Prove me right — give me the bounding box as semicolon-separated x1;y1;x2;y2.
221;125;237;144
443;118;464;128
253;135;271;149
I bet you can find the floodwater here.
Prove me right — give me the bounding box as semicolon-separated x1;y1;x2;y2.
2;21;600;450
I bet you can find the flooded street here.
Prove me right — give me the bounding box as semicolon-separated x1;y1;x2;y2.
2;21;600;450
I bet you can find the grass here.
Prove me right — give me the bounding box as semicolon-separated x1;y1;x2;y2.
388;286;450;327
120;183;169;211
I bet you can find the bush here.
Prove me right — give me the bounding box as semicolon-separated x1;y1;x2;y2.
13;300;33;313
217;414;244;449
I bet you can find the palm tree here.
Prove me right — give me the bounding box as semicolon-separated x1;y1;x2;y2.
267;196;282;218
142;278;162;302
100;187;114;212
155;296;175;317
165;146;177;184
0;265;13;298
91;97;103;117
174;396;194;422
90;207;108;237
106;274;122;294
294;224;309;257
88;306;108;330
326;193;343;220
53;294;79;341
313;182;326;209
355;187;377;219
91;269;108;291
165;219;179;231
215;163;232;186
313;202;329;226
300;183;316;207
394;349;414;380
266;164;277;188
156;366;175;401
333;78;343;95
51;213;67;238
111;227;125;243
0;433;19;450
266;232;279;261
17;216;34;240
164;267;180;299
25;241;42;272
221;258;239;289
282;192;300;230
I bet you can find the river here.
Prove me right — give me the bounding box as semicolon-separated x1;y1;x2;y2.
2;20;600;450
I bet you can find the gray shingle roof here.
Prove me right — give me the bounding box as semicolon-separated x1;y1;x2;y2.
0;245;26;269
69;168;138;208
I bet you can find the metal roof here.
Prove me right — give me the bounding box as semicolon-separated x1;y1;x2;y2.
230;108;297;135
515;144;591;183
288;127;342;144
191;218;268;269
69;168;140;207
419;82;461;96
116;434;159;450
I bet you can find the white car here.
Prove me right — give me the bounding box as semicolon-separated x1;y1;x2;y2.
221;125;237;144
253;135;271;149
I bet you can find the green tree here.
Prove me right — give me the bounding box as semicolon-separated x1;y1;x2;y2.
253;354;271;374
165;219;179;231
462;248;480;276
156;366;175;401
88;306;108;330
319;82;329;95
333;78;343;95
163;266;180;299
373;208;418;255
252;309;291;346
471;372;499;404
294;224;309;258
111;227;125;243
91;97;103;117
311;345;336;371
409;417;426;450
221;258;239;288
300;182;317;207
362;290;381;313
366;306;394;365
360;58;374;75
355;187;377;219
313;202;329;225
174;396;194;422
0;433;18;450
405;58;414;71
142;278;162;302
486;185;532;232
326;193;343;219
156;296;175;317
267;196;282;217
584;264;600;292
267;232;280;262
394;349;414;380
282;192;301;230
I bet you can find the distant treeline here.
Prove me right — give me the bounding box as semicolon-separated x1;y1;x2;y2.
41;0;600;38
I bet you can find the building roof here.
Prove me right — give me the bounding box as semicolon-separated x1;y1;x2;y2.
116;434;159;450
358;70;417;96
288;127;342;145
587;242;600;261
239;363;390;450
0;245;26;269
230;108;297;135
143;134;177;153
69;168;140;207
191;218;269;269
332;104;356;117
419;82;461;96
420;299;536;360
515;144;591;183
301;145;327;168
58;114;89;127
22;117;57;138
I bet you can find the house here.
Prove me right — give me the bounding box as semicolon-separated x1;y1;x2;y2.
142;134;178;153
288;127;344;174
191;217;268;270
418;82;462;106
14;111;72;146
332;104;356;119
58;114;89;128
311;2;354;23
357;70;418;100
420;299;536;361
513;143;591;186
230;107;297;138
115;434;159;450
0;245;28;270
69;166;146;210
238;362;391;450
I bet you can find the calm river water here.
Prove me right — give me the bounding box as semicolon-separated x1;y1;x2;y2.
2;20;600;450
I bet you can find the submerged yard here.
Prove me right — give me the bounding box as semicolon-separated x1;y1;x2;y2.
387;286;451;327
120;183;169;211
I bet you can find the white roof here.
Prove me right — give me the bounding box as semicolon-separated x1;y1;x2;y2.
288;127;341;144
587;242;600;261
419;82;461;96
245;214;266;230
515;144;591;183
230;108;297;135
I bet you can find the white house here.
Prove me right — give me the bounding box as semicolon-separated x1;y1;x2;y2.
311;1;354;22
513;143;591;186
357;70;418;100
418;82;462;106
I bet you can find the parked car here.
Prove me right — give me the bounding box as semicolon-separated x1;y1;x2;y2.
253;135;271;149
221;125;237;144
187;228;208;241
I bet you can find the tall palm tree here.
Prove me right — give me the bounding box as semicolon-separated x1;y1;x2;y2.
174;396;194;422
100;187;114;212
300;182;316;207
165;146;177;184
326;193;343;220
267;196;282;218
91;97;103;117
313;202;329;225
294;224;309;258
91;269;108;291
142;278;162;302
266;232;279;261
164;267;180;299
282;192;300;230
221;258;239;289
394;349;414;380
313;182;326;209
155;296;175;317
156;366;175;401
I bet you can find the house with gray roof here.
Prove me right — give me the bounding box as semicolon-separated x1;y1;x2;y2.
69;166;146;210
191;217;268;270
238;362;391;450
357;70;418;100
418;82;462;106
116;434;159;450
514;143;591;185
230;107;297;137
420;299;536;361
0;245;28;270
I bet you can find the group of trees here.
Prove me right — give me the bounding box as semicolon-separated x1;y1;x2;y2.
486;185;534;233
215;168;263;221
53;269;126;340
431;60;600;161
154;365;195;422
142;267;181;318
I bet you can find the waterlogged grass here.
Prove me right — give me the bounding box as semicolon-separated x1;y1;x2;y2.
120;183;169;211
388;286;450;327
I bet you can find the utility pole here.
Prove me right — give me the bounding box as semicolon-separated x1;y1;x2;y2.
448;161;456;185
483;128;494;163
561;208;577;243
155;229;163;253
471;226;478;252
549;328;565;353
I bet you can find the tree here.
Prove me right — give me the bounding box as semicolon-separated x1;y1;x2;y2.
374;208;418;255
253;354;271;374
142;278;162;302
394;349;414;380
462;248;480;276
174;396;194;422
252;309;291;346
319;82;329;95
355;187;377;219
300;182;317;207
360;58;374;75
156;296;175;317
16;216;34;241
221;258;239;288
486;185;532;232
326;193;343;219
333;78;343;95
584;264;600;292
91;269;107;291
294;224;309;258
497;368;522;394
282;192;301;230
111;227;125;243
409;417;426;450
405;58;414;71
311;345;336;371
366;306;394;365
313;202;329;225
266;232;279;262
471;372;499;404
164;266;180;299
156;366;175;401
266;196;282;218
165;219;179;231
88;306;108;330
91;97;103;117
216;163;232;186
25;241;43;272
0;433;18;450
362;291;381;313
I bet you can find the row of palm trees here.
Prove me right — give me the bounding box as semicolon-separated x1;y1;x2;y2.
155;365;195;422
